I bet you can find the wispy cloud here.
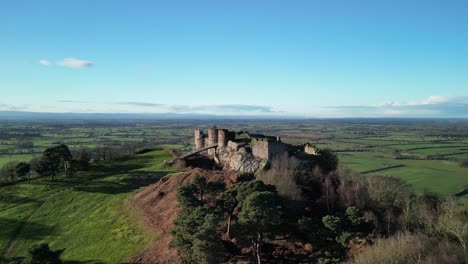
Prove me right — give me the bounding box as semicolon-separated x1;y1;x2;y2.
57;100;89;103
109;102;273;114
117;102;164;107
328;95;468;117
169;104;273;114
39;58;93;68
52;101;275;115
39;59;51;66
57;58;93;68
0;103;26;111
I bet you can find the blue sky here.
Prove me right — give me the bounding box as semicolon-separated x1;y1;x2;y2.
1;0;467;117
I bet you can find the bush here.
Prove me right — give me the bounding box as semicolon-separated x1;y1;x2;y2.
336;231;353;247
346;207;365;226
322;215;341;232
346;233;463;264
316;149;339;173
460;160;468;168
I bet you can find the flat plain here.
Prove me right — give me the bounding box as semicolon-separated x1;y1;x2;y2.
1;119;467;197
1;119;467;262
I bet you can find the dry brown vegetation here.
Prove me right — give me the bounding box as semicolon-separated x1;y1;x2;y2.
346;233;463;264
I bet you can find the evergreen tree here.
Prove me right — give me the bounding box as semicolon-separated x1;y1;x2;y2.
238;191;282;264
236;180;276;206
192;214;226;264
221;188;238;237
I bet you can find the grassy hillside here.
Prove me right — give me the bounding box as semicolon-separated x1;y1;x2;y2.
0;149;176;263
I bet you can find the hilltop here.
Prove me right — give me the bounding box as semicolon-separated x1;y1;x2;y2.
0;149;176;263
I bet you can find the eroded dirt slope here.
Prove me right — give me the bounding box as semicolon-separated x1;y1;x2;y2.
129;168;236;264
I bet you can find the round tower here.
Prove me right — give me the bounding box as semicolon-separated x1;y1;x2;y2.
194;128;204;150
218;129;227;148
207;127;218;146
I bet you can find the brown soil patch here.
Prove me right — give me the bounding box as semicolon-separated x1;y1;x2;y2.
129;168;236;264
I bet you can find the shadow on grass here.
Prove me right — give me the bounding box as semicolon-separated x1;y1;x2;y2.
455;188;468;197
74;171;172;194
64;260;105;264
0;193;40;205
0;256;25;264
0;218;57;241
18;154;175;195
0;257;105;264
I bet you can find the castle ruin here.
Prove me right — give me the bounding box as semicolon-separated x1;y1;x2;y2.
185;126;316;173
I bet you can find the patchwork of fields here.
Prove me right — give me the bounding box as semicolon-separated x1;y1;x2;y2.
0;119;467;262
1;119;467;198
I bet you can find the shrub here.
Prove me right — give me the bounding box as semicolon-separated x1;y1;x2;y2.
460;160;468;168
322;215;341;232
346;207;365;226
346;233;463;264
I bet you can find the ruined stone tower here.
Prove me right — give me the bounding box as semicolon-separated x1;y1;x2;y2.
194;128;204;150
207;127;218;156
218;129;227;148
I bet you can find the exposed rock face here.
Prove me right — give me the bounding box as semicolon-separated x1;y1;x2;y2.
217;147;266;173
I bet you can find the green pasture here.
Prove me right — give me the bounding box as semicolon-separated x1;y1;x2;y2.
0;155;35;167
0;149;176;263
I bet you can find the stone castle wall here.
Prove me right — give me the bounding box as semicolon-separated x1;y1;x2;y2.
251;139;269;160
251;138;287;160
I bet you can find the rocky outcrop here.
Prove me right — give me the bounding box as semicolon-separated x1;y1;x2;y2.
217;146;266;173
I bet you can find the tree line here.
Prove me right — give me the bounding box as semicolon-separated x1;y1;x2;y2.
0;141;160;184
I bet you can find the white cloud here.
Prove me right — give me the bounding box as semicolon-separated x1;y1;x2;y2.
39;59;51;66
328;95;468;118
169;104;273;114
38;58;93;68
57;58;93;68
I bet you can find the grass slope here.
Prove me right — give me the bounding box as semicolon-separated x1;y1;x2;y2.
0;149;176;263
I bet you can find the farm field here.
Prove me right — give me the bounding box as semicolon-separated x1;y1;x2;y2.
0;149;176;263
0;119;467;199
0;118;467;263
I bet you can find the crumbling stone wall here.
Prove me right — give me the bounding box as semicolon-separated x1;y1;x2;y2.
251;139;270;160
251;138;287;160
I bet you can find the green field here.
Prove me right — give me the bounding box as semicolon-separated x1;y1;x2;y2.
0;119;467;198
0;119;467;263
0;149;176;263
